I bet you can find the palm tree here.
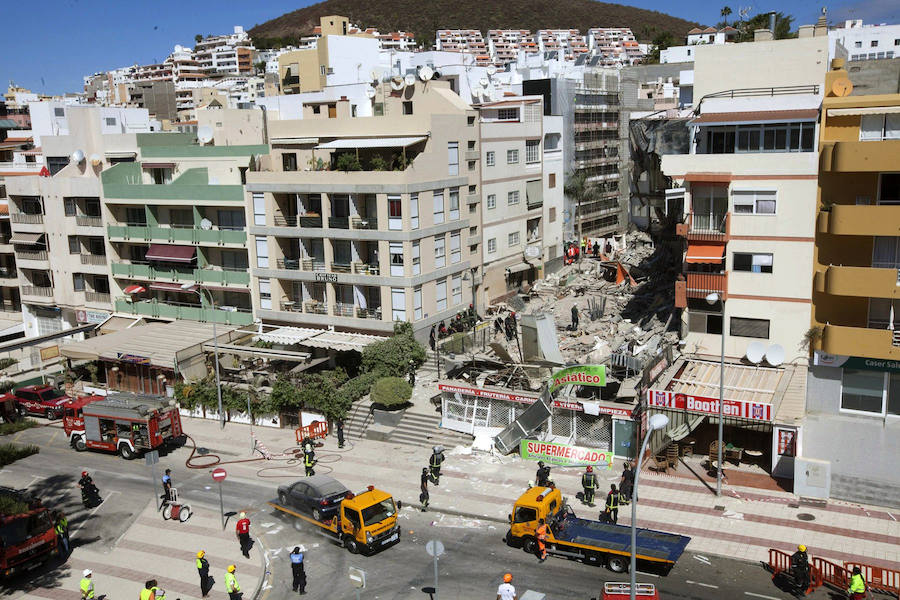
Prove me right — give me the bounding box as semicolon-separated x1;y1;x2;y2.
563;171;597;256
721;6;733;27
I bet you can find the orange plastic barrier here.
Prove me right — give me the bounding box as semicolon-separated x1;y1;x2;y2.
768;548;793;575
812;556;850;591
295;420;329;444
844;562;900;597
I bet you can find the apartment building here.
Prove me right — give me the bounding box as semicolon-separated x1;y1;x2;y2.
830;19;900;62
487;30;538;65
102;131;267;327
538;30;589;60
278;31;380;95
807;60;900;504
246;79;480;340
435;30;491;65
194;26;255;77
664;35;828;361
479;97;564;301
587;28;644;66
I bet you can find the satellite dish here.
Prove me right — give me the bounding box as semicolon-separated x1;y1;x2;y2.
479;77;490;88
390;77;405;91
365;86;377;98
197;126;213;144
199;218;213;231
486;65;497;76
70;149;85;164
765;344;785;367
404;73;416;87
418;65;434;81
370;68;382;82
89;153;102;166
745;342;766;365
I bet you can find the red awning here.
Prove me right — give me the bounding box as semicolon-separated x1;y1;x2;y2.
149;282;190;292
145;244;196;263
123;285;147;295
142;162;176;169
685;244;725;263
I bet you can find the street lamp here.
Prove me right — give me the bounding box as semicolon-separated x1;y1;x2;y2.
630;412;669;600
706;292;725;497
181;283;224;429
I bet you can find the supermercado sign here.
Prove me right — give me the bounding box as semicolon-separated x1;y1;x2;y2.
520;439;613;468
438;383;632;417
646;389;772;422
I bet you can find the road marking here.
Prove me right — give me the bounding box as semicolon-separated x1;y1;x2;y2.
635;571;659;578
686;580;719;589
48;429;59;444
888;512;897;522
744;593;781;600
693;555;711;564
71;491;119;540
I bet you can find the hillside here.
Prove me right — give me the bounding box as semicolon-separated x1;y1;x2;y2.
249;0;699;46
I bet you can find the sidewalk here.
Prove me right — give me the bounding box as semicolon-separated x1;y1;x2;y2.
11;501;263;600
181;414;900;573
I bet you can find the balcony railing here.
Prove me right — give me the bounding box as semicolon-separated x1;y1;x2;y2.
302;259;326;272
684;271;728;300
17;249;48;261
110;262;251;287
22;285;53;297
76;215;103;227
80;254;108;265
11;213;43;224
331;262;352;274
114;298;253;325
676;212;730;241
351;217;377;230
356;307;382;320
107;224;247;246
333;303;355;317
329;217;350;229
304;301;328;315
352;262;380;275
300;216;323;228
273;215;297;227
85;291;111;304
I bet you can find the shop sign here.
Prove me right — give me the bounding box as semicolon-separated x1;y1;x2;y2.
439;383;633;417
315;273;338;283
76;310;110;325
116;352;151;365
40;346;60;361
646;389;772;422
549;365;606;392
520;439;613;468
814;350;900;373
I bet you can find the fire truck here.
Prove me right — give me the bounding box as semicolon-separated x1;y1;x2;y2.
0;487;58;578
62;393;183;460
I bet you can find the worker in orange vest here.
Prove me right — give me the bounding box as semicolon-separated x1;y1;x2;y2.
535;518;549;562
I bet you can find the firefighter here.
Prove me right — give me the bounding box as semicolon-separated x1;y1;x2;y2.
151;585;166;600
225;565;241;600
791;544;810;594
847;566;867;599
289;546;306;595
604;484;621;524
581;466;598;506
304;450;316;477
140;580;156;600
236;512;251;558
196;550;210;597
336;419;345;449
429;446;445;485
420;467;430;512
535;518;549;562
593;241;600;257
80;569;94;600
55;510;69;556
535;461;551;488
504;312;516;341
78;471;101;508
408;359;416;386
570;304;579;331
300;436;314;455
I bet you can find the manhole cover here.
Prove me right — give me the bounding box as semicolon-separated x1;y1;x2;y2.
197;447;210;455
797;513;815;521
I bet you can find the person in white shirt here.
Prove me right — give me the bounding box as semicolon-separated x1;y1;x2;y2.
497;573;517;600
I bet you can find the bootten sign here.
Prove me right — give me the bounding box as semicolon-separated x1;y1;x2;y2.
549;365;606;392
520;439;613;468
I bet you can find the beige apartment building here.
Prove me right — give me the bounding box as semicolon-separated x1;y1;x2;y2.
246;79;481;339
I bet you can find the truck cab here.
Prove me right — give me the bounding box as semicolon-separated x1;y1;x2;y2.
338;486;401;554
509;486;563;543
0;487;58;578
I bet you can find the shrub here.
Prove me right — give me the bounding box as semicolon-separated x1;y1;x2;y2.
335;153;362;171
0;419;37;436
362;321;426;378
0;443;39;467
369;155;390;171
339;371;379;403
370;377;412;410
0;495;29;516
0;358;18;370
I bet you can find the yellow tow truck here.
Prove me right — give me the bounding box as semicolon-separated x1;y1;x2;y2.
270;484;401;555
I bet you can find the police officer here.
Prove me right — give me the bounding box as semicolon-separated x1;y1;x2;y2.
429;446;445;485
420;467;430;512
604;484;621;524
225;565;241;600
80;569;95;600
304;450;316;477
289;546;306;595
54;510;69;555
581;466;598;506
161;468;173;503
196;550;210;597
535;461;551;488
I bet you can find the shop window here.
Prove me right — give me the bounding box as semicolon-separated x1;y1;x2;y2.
841;369;885;414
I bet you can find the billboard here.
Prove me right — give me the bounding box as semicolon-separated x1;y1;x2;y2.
549;365;606;392
520;439;613;468
646;389;772;422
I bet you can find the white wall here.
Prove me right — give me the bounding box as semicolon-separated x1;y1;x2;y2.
661;46;696;63
829;23;900;60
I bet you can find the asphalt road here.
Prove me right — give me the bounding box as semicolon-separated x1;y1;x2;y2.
2;422;841;600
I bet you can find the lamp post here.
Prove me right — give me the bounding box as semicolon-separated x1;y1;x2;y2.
630;412;669;600
706;292;725;497
181;283;224;429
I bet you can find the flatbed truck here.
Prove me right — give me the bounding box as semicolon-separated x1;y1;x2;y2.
506;487;690;573
269;484;401;555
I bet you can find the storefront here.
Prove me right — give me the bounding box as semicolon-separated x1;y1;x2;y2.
437;382;637;459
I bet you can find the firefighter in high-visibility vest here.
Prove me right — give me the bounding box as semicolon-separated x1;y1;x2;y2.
80;570;95;600
225;565;241;600
304;450;316;477
196;550;210;597
429;446;445;485
581;466;598;506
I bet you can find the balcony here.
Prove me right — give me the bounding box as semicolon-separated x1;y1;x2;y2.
676;212;730;242
101;163;247;203
328;217;350;229
333;303;355;317
11;213;43;225
84;291;111;304
16;249;48;262
351;217;377;230
820;139;900;173
817;205;900;236
468;234;482;246
330;262;351;274
815;265;900;299
352;262;380;275
465;150;480;160
80;254;108;266
114;298;253;325
76;215;103;228
110;262;251;287
466;194;480;206
820;323;900;360
304;301;328;315
107;224;247;246
22;285;53;298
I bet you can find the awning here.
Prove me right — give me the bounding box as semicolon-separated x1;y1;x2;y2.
271;137;318;145
10;232;44;245
316;136;427;149
257;326;386;350
105;151;137;159
123;285;147;295
142;162;176;169
145;244;196;263
691;109;819;125
149;282;190;292
506;262;534;275
685;244;725;263
827;105;900;117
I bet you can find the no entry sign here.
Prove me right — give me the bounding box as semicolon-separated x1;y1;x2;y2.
211;467;227;482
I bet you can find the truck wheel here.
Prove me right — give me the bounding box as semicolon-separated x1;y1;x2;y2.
118;444;135;460
522;537;537;555
17;406;27;417
45;409;55;420
73;437;87;452
343;536;360;554
607;555;628;573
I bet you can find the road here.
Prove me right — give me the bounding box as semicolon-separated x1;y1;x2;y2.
2;422;837;600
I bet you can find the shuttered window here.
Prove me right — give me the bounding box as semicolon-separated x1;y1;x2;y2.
730;317;769;339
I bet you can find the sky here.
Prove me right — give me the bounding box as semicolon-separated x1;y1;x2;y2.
3;0;898;96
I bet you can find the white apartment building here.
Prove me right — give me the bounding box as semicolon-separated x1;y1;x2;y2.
194;26;255;76
488;30;539;65
28;101;151;155
376;31;416;51
538;30;589;60
587;28;644;66
435;30;491;65
830;20;900;62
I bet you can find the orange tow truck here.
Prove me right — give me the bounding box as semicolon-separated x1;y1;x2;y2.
270;484;401;555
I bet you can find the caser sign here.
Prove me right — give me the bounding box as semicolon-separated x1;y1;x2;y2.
646;389;772;422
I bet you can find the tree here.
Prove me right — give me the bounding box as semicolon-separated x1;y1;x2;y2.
564;171;599;239
194;34;203;44
298;372;351;421
267;375;302;414
720;6;732;27
361;321;426;378
644;31;677;63
737;12;795;41
253;61;267;74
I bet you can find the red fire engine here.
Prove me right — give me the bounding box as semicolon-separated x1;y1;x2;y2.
0;487;58;578
63;393;183;460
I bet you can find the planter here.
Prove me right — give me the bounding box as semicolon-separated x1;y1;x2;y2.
371;407;406;427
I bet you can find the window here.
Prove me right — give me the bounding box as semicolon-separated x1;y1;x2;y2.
525;139;540;164
414;286;423;320
841;369;889;414
388;195;402;230
687;310;723;334
255;236;269;268
452;274;462;306
871;40;879;47
733;190;776;214
507;190;520;206
436;279;447;311
860;114;900;141
707;122;815;153
252;192;266;226
507;149;519;164
498;108;518;121
412;241;421;275
389;242;404;276
320;65;326;75
730;317;770;339
435;235;446;268
433;191;444;224
54;107;65;117
259;278;272;310
282;153;297;172
855;40;863;48
105;117;117;126
403;101;413;115
486;151;495;167
68;236;80;254
449;188;460;220
896;39;900;46
514;506;537;523
448;142;459;176
508;231;520;247
549;173;556;188
450;231;461;263
391;288;406;321
733;252;773;273
880;174;900;204
64;198;76;217
549;207;556;222
467;115;475;126
467;140;476;150
126;207;147;225
487;194;496;210
73;273;85;292
221;250;248;270
487;238;497;254
373;103;384;116
410;194;419;229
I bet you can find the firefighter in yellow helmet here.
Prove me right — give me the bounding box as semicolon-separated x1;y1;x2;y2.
196;550;210;597
225;565;241;600
790;544;810;594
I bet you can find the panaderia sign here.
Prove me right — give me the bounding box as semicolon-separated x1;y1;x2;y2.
438;383;632;417
646;389;772;422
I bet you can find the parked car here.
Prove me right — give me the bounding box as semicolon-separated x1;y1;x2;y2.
14;385;70;419
277;475;350;521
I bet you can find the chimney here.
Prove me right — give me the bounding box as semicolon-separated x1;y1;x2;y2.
798;24;815;38
754;28;774;41
768;12;776;33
